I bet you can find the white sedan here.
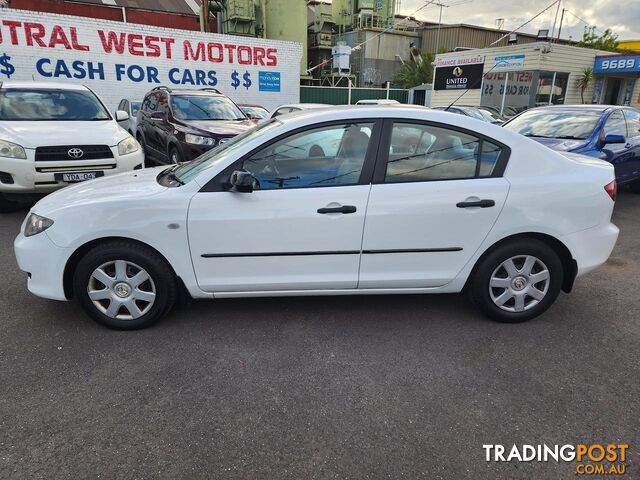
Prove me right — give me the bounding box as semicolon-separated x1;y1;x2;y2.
14;106;619;330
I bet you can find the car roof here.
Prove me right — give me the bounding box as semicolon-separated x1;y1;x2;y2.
239;104;267;109
0;81;89;91
528;104;630;114
276;103;330;110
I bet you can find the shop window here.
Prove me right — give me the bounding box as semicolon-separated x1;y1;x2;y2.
535;72;569;105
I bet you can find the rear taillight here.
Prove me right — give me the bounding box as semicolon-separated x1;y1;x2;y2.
604;180;617;202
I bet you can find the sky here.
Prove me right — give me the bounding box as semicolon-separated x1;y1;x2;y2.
398;0;640;41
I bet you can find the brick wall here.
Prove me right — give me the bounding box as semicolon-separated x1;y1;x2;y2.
0;8;302;111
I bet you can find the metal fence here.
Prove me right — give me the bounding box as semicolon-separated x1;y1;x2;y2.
300;86;409;105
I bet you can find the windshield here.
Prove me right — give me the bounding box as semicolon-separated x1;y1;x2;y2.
504;109;602;140
173;120;281;184
241;106;269;119
0;88;111;121
171;95;246;121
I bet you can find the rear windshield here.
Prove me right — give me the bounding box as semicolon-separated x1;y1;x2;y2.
0;88;111;121
505;109;601;140
171;95;246;121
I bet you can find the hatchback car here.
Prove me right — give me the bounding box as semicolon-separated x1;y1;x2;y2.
136;87;253;164
116;98;141;135
504;105;640;190
0;82;143;212
15;106;618;330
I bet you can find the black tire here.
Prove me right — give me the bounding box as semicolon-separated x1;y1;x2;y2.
72;240;177;330
0;193;19;213
469;238;563;323
169;146;183;164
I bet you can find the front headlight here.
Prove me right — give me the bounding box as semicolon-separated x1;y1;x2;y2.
117;136;140;156
0;139;27;159
24;213;54;237
185;133;215;146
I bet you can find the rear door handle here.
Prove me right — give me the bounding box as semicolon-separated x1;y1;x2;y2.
456;199;495;208
317;205;357;214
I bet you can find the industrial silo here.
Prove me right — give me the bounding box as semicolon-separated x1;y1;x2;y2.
263;0;309;77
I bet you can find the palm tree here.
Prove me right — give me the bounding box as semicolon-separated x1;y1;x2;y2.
576;67;594;104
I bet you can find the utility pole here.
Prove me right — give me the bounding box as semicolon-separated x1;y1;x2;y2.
434;2;449;54
550;0;561;42
556;8;566;42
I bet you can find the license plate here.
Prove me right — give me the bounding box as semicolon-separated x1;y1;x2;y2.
55;171;104;183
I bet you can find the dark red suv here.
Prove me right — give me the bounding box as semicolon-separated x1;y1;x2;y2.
136;87;254;164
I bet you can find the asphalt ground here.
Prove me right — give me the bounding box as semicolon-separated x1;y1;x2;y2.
0;190;638;479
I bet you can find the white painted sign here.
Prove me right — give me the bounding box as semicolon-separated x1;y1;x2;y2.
0;8;302;111
492;54;526;72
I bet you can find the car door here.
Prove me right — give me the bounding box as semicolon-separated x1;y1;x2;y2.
151;92;173;162
116;99;128;130
188;120;380;292
623;109;640;179
601;110;634;182
358;120;510;288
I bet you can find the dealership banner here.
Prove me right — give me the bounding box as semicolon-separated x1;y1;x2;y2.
0;8;302;111
434;55;485;91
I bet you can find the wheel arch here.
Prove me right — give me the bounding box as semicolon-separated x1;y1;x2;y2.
466;232;578;293
63;236;188;300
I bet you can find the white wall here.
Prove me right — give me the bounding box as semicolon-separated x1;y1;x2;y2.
0;8;302;112
430;43;610;108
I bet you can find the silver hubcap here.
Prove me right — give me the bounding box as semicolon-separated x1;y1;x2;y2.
87;260;156;320
489;255;550;313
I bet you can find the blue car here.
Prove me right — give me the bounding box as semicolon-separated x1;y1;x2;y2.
504;105;640;191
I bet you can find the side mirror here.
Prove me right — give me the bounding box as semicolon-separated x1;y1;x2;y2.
115;110;130;122
229;170;257;193
150;111;165;122
603;134;626;145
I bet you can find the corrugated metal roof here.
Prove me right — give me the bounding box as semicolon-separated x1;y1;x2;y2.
65;0;201;15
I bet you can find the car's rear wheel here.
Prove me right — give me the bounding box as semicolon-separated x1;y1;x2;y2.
169;146;183;164
0;193;19;213
469;239;563;323
73;240;177;330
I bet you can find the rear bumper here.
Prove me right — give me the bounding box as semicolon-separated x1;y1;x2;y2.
14;230;70;301
561;222;619;278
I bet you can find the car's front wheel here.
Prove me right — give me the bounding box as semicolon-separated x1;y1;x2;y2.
469;238;563;323
73;240;177;329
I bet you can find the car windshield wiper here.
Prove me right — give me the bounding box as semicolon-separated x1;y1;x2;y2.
161;165;184;186
554;135;585;140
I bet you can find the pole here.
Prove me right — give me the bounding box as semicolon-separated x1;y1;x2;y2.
548;71;557;105
348;77;352;105
386;81;390;99
550;0;561;42
261;0;267;38
556;8;565;42
500;72;509;116
435;3;443;54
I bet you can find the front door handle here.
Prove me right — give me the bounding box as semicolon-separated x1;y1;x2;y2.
317;205;357;214
456;199;495;208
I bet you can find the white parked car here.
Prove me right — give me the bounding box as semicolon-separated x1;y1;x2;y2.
270;103;329;118
14;106;619;329
116;98;142;135
355;99;400;105
0;81;144;212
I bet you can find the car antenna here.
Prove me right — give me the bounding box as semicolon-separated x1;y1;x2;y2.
444;62;500;111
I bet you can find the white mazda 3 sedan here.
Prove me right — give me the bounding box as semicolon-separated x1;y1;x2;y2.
14;106;619;329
